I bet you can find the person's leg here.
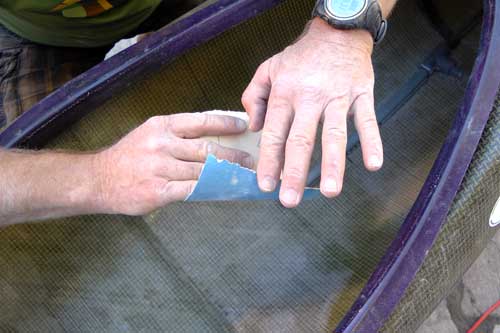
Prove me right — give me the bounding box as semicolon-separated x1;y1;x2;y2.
0;25;110;130
0;0;205;130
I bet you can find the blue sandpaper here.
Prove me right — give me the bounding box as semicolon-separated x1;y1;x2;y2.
187;155;321;202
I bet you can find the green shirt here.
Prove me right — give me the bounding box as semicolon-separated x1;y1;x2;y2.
0;0;162;47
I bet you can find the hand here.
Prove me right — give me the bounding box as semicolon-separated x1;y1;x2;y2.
95;113;253;215
242;18;384;208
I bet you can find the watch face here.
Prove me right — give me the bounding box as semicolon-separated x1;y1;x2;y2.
324;0;368;20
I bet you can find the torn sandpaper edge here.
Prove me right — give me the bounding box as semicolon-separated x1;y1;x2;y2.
187;155;321;202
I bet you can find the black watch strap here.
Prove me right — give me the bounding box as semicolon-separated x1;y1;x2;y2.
313;0;388;44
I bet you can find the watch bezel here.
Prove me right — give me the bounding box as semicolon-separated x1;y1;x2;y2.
324;0;369;21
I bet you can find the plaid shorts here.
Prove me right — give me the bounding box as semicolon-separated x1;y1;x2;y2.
0;25;109;129
0;0;199;131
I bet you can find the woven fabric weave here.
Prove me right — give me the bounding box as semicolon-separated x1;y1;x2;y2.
383;95;500;332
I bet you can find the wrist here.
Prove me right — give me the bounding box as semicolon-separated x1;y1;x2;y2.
308;17;374;54
51;152;109;216
89;150;116;215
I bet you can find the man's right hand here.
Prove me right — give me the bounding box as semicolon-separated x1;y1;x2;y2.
95;113;253;215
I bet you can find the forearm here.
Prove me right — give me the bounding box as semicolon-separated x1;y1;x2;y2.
379;0;398;19
0;149;105;226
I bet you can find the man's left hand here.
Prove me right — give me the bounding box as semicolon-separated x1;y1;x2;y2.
242;18;384;208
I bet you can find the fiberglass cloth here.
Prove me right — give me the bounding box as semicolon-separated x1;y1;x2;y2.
0;0;482;331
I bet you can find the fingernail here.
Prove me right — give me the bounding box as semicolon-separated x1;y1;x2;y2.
236;119;248;131
243;155;254;169
323;179;338;195
282;189;299;207
368;155;382;169
260;177;277;192
206;142;215;154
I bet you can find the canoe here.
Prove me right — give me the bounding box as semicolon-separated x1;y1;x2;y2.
0;0;498;332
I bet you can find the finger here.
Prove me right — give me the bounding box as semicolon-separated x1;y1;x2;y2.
257;86;294;192
161;181;198;204
157;161;203;181
320;100;350;198
242;60;272;132
279;102;322;208
168;113;248;139
169;139;254;169
353;93;383;171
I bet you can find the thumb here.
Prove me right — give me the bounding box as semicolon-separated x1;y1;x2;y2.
160;181;198;205
241;59;272;132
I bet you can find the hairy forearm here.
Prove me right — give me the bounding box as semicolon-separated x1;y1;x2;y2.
0;149;104;226
379;0;398;18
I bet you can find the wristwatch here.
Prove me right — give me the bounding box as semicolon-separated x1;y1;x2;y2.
313;0;388;44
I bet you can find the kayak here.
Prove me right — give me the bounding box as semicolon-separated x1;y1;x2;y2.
0;0;498;332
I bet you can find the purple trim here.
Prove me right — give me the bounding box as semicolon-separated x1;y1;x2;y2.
337;0;500;331
0;0;285;149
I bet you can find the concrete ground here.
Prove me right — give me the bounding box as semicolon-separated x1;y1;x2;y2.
417;231;500;333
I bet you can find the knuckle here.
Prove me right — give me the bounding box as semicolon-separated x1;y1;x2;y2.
324;126;347;143
324;159;341;172
216;146;232;160
328;93;350;107
261;131;286;153
195;141;208;160
198;113;211;128
283;166;304;184
145;136;163;151
234;151;248;163
358;85;374;95
271;81;291;99
241;90;252;108
262;130;286;145
269;98;290;113
223;116;239;130
191;164;202;178
287;133;314;151
152;182;169;203
352;84;373;98
170;161;182;177
358;115;379;131
323;154;344;172
146;115;161;125
149;158;165;174
181;163;198;178
146;115;167;129
232;151;247;164
257;60;269;74
182;113;202;130
299;85;324;101
203;141;216;158
229;148;242;161
222;148;236;162
166;114;185;133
